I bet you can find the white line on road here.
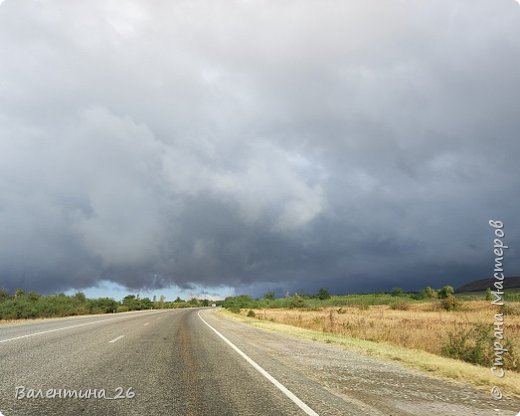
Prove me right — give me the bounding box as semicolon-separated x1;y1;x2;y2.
143;322;149;326
109;335;125;343
198;311;319;416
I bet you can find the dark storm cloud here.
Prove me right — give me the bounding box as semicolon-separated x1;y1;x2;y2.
0;0;519;295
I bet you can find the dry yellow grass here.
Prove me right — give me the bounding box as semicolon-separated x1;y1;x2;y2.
245;301;519;367
220;307;520;397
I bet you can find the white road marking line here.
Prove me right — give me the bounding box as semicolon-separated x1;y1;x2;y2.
143;322;149;326
198;311;319;416
0;310;169;344
109;335;125;343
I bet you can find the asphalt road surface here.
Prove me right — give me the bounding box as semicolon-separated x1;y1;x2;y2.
0;308;518;416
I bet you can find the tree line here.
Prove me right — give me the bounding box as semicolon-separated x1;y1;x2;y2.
221;285;465;312
0;288;214;320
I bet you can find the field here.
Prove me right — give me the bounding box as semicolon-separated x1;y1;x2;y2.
236;297;520;373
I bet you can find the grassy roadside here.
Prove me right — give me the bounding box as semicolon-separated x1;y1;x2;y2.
218;309;520;398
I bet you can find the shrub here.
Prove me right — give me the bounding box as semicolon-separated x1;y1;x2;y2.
288;295;306;309
505;291;520;302
247;310;256;318
442;323;492;366
390;301;411;311
88;298;118;313
228;306;241;314
317;288;331;300
222;295;255;309
122;295;141;310
263;291;275;300
440;322;520;371
117;305;129;313
410;292;425;300
0;288;10;302
391;287;404;297
438;285;455;299
439;297;462;311
422;286;438;299
73;292;87;303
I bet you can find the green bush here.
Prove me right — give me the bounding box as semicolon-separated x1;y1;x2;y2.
222;295;255;309
439;297;462;311
317;288;331;300
442;323;491;366
504;291;520;302
422;286;438;299
441;323;518;371
0;288;10;302
391;287;405;297
263;291;275;300
0;290;167;321
288;295;306;309
438;285;455;299
88;298;118;314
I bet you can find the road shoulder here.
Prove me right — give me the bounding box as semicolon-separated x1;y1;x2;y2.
215;308;520;414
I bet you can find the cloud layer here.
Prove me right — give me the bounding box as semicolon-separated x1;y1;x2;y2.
1;0;519;295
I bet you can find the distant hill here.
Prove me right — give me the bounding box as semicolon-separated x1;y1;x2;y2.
456;276;520;293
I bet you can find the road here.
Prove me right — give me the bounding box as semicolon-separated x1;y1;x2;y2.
0;308;518;415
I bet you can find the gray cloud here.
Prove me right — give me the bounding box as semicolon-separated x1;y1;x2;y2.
0;0;519;295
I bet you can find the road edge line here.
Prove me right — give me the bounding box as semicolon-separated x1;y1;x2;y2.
197;310;319;416
108;335;125;343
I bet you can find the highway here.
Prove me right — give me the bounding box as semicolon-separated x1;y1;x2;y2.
0;309;341;415
0;308;518;415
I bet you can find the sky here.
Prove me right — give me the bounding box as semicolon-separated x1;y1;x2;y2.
0;0;519;300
